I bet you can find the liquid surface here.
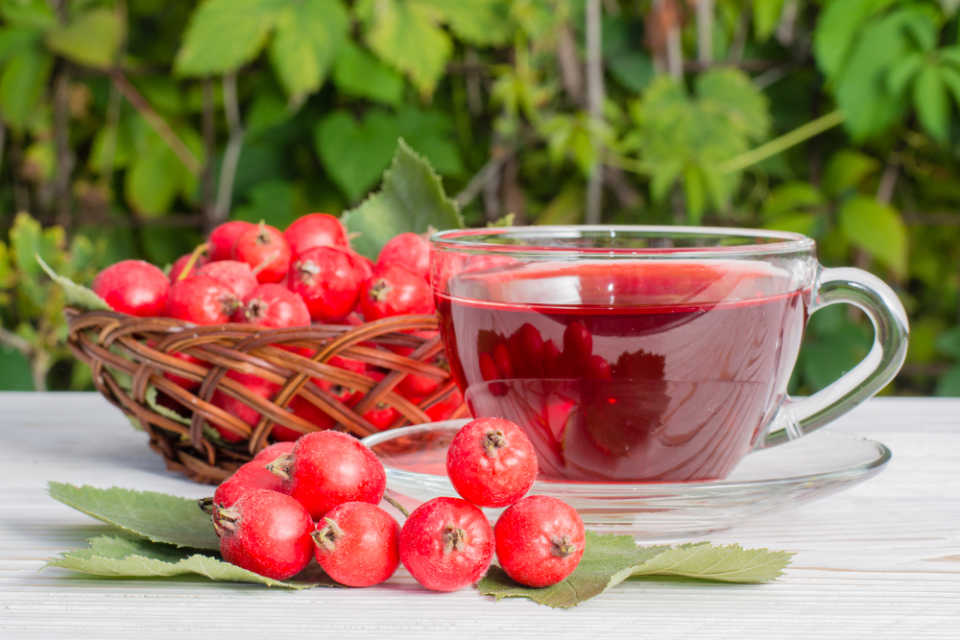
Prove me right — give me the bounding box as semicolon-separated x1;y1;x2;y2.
436;261;808;482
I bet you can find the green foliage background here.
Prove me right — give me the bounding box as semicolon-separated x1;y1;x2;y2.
0;0;958;394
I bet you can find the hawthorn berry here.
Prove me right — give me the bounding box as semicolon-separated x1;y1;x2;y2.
446;417;538;508
169;252;209;282
210;371;280;443
166;274;238;324
284;213;348;256
208;220;254;261
269;430;386;519
233;223;291;283
213;459;286;508
424;388;464;422
376;232;431;280
214;489;314;580
287;246;365;322
252;441;296;463
92;260;170;317
312;502;400;587
493;495;585;587
198;260;258;300
359;264;435;321
399;497;494;592
236;283;310;328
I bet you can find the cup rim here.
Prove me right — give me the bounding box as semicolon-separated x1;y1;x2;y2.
431;225;815;258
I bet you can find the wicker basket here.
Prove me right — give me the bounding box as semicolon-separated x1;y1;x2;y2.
66;308;467;484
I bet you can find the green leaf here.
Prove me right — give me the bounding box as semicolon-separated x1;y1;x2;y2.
0;0;55;30
823;149;880;197
753;0;786;41
36;255;110;311
839;195;908;278
630;543;794;583
332;42;405;106
683;165;707;224
10;213;66;311
268;0;348;102
914;66;950;143
342;139;462;259
45;8;125;69
813;0;896;79
48;534;327;589
0;46;52;131
764;213;819;236
696;68;770;140
936;365;960;396
175;0;279;76
937;64;960;106
359;0;452;97
478;531;791;608
48;482;220;551
886;52;924;96
314;109;398;202
608;51;654;94
414;0;513;47
763;182;824;219
0;26;42;62
232;179;298;229
394;106;464;176
936;326;960;359
124;146;183;217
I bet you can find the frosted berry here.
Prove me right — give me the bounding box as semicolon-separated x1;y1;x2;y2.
359;264;435;321
446;417;538;508
269;430;386;519
236;283;310;328
312;502;400;587
213;459;286;508
198;260;258;300
93;260;169;317
166;274;239;324
493;495;585;587
214;489;314;580
252;441;296;463
233;222;291;283
284;213;348;256
399;497;494;592
208;220;254;261
376;232;431;280
288;246;365;322
169;252;209;282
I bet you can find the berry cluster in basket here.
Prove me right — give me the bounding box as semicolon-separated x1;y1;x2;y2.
211;417;584;590
87;214;458;442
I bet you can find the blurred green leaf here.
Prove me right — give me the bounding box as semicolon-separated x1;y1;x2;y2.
935;365;960;396
394;106;464;176
823;150;880;197
0;26;42;61
232;180;298;229
763;182;824;219
536;183;584;225
801;316;872;390
764;213;819;236
813;0;896;79
246;87;291;138
907;318;944;365
839;196;908;278
332;42;405;107
886;53;924;97
342;139;462;259
45;8;125;69
124;145;183;217
35;255;110;312
416;0;513;46
753;0;786;41
696;68;770;140
936;326;960;359
268;0;348;102
914;66;950;144
175;0;278;76
358;0;452;97
0;46;52;131
0;0;55;30
0;345;33;391
314;110;398;202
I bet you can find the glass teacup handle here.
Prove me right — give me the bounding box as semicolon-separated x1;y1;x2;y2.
760;266;909;448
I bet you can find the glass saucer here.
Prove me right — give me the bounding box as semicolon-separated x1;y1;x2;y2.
362;420;891;539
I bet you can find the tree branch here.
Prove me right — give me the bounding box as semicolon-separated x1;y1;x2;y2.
556;24;584;105
212;72;244;226
585;0;605;224
52;63;75;230
109;69;202;175
454;148;513;209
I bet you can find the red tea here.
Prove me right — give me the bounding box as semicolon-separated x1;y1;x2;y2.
436;261;809;482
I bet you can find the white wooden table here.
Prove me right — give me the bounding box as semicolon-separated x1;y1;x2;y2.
0;393;957;639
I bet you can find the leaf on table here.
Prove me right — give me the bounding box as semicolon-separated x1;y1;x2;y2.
630;542;794;583
48;482;219;551
477;531;669;608
477;531;791;608
341;139;462;259
36;254;110;311
47;534;333;589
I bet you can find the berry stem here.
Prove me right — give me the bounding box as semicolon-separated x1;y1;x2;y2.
550;535;577;558
312;517;345;552
266;454;294;481
197;497;214;514
177;242;210;281
382;493;410;519
442;525;467;553
482;429;506;457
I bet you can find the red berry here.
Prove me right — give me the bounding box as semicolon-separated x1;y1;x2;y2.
234;223;291;283
288;246;364;322
198;260;258;300
284;213;348;256
236;283;310;328
93;260;170;317
376;232;430;280
166;274;239;324
208;220;254;261
163;349;206;391
210;371;280;443
425;388;464;422
563;320;593;363
399;497;494;592
446;417;538;508
169;252;209;282
493;495;585;587
252;441;296;463
270;430;386;519
312;502;400;587
348;250;374;281
359;264;435;321
214;489;314;580
213;460;286;508
286;396;336;438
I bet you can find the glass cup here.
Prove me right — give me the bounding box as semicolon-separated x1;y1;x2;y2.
430;226;908;483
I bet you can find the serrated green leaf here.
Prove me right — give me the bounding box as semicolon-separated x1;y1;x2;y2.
332;42;405;106
630;542;793;583
0;46;52;131
823;149;880;197
478;531;669;608
914;66;950;143
359;0;452;97
175;0;279;76
839;195;908;278
268;0;348;102
342;139;462;259
36;255;109;311
48;482;219;550
45;8;125;69
314;110;398;202
813;0;896;79
753;0;786;41
48;534;329;589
